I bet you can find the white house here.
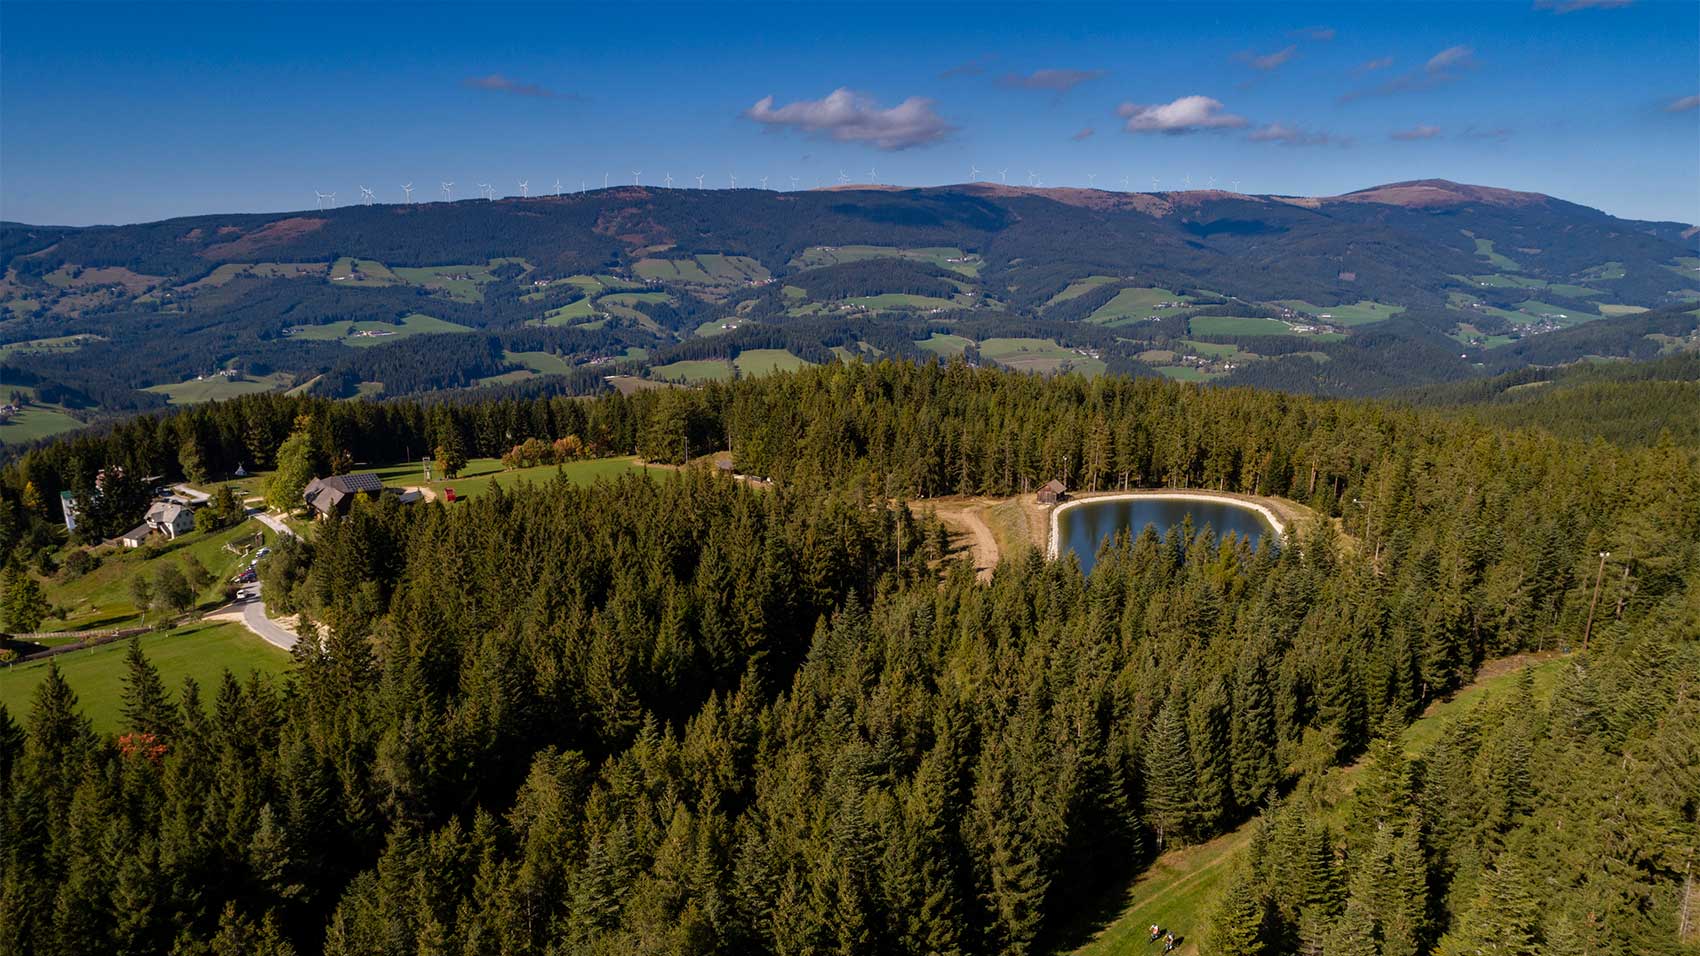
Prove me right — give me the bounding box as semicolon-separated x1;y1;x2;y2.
144;501;195;539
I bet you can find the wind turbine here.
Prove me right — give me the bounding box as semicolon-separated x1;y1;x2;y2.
1087;173;1097;189
1207;176;1216;190
603;172;609;189
315;191;330;209
553;179;563;196
325;191;337;207
631;170;641;186
518;180;529;198
1231;179;1241;193
664;173;674;188
359;186;375;205
1120;175;1130;191
729;172;737;188
868;166;877;184
759;175;769;190
401;183;414;203
970;163;980;181
695;173;705;188
1182;174;1192;189
999;168;1009;184
1151;177;1159;192
789;175;799;190
1027;170;1037;186
441;182;454;201
837;170;850;185
477;183;492;200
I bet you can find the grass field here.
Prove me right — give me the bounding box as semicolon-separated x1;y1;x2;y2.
391;257;527;302
1088;287;1191;324
329;257;402;287
1189;316;1296;337
37;518;278;633
0;333;101;362
1273;299;1405;326
370;455;658;500
1180;341;1251;359
1155;366;1224;382
0;620;292;734
732;348;813;376
1047;275;1119;306
916;333;974;357
1516;300;1598;324
842;293;958;312
1461;273;1548;290
1578;261;1626;281
1450;323;1516;349
791;245;980;277
650;358;735;384
1073;654;1570;955
143;372;293;404
504;350;576;375
0;406;86;445
980;338;1106;376
636;255;770;285
1598;303;1649;316
537;298;598;326
288;313;473;346
1473;237;1520;271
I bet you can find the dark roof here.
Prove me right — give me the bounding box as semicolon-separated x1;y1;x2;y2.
304;472;385;513
118;522;153;542
1040;479;1067;493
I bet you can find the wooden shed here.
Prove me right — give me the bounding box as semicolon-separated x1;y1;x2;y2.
1037;479;1067;505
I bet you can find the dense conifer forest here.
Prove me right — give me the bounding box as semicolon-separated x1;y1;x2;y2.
0;362;1696;955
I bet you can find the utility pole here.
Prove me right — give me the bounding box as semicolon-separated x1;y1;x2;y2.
1583;550;1609;652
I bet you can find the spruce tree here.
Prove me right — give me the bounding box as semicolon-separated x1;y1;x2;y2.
120;638;178;740
1144;697;1198;850
1204;868;1267;956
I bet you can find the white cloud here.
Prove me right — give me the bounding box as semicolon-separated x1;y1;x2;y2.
1391;124;1443;141
1426;46;1476;74
1666;94;1700;112
1239;45;1298;71
1248;123;1340;146
743;88;953;150
1117;96;1248;134
998;69;1107;93
1355;56;1395;74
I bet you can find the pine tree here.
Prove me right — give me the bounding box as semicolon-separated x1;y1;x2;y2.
1232;651;1279;807
1436;855;1541;956
1204;868;1267;956
120;638;178;740
1144;697;1199;850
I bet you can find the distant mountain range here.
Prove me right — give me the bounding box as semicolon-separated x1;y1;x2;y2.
2;179;1696;440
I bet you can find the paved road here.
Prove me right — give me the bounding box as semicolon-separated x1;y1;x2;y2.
252;511;299;539
170;483;211;504
234;583;298;651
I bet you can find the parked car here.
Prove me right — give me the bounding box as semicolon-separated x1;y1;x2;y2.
255;547;272;558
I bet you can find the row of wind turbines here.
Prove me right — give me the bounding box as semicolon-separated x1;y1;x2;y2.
311;166;1243;209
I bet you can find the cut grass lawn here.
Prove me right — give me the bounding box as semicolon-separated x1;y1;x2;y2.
1189;315;1325;338
369;455;659;500
0;406;86;445
288;313;473;346
1047;275;1119;306
329;257;402;287
1071;653;1570;956
1155;365;1224;382
38;518;279;633
732;349;813;377
1473;237;1520;271
1516;300;1599;324
537;298;598;326
1598;303;1649;316
1088;287;1191;324
650;359;735;384
0;620;291;735
1273;299;1404;326
143;372;293;405
1180;341;1251;359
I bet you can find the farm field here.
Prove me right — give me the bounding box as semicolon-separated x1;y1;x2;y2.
1451;323;1516;348
1046;275;1119;305
1516;300;1599;324
638;254;770;285
1155;365;1224;382
733;348;813;376
0;406;86;445
180;261;325;290
1598;303;1649;316
1473;237;1520;270
391;257;527;302
650;358;735;384
842;293;958;312
537;298;598;326
36;518;278;633
143;371;293;404
288;313;473;345
370;455;659;500
1073;654;1569;956
1179;340;1251;360
1087;287;1192;324
980;338;1106;376
1273;299;1405;326
0;620;292;734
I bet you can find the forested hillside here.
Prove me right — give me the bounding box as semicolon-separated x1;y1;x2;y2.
3;181;1695;432
1;363;1695;956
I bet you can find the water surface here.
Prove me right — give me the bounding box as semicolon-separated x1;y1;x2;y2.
1056;496;1276;574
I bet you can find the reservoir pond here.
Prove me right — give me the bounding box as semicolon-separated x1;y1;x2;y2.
1056;496;1277;574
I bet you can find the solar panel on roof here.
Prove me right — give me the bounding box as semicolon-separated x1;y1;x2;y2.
338;473;384;493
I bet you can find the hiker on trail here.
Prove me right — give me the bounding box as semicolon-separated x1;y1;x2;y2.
1149;924;1161;941
1164;932;1176;952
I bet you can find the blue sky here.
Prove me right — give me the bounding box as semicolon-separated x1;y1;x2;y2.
2;0;1696;225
